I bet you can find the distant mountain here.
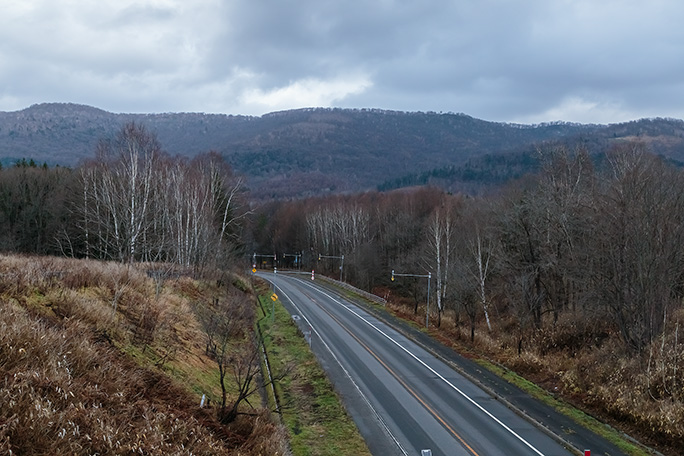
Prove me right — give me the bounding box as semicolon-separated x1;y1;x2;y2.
2;103;684;198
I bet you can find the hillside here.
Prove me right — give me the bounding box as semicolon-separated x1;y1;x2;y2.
2;103;684;198
0;255;287;455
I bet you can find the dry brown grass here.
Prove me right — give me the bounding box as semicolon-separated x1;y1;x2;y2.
0;254;288;455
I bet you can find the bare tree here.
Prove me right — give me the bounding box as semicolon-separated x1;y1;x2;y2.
196;284;286;424
471;227;493;332
306;201;370;255
75;127;246;269
591;143;684;352
218;339;264;424
111;123;161;262
449;258;479;342
80;123;163;262
424;201;458;327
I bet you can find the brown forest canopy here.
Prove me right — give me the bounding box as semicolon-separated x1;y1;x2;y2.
253;142;684;451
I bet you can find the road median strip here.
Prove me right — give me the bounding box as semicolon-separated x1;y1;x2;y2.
255;288;371;456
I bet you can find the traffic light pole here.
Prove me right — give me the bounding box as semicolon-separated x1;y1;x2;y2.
283;252;302;271
253;253;277;272
391;270;432;328
319;253;345;282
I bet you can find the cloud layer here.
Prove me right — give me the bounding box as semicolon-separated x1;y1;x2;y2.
2;0;684;123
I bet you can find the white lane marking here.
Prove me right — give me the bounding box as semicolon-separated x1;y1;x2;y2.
265;275;409;456
294;276;548;456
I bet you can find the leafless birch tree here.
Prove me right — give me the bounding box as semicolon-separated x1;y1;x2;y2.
75;125;245;269
425;203;457;327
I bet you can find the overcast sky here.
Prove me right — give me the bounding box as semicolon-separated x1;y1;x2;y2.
1;0;683;124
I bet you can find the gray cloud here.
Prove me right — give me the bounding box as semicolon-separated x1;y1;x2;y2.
1;0;684;123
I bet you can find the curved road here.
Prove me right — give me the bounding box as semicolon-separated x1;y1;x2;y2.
260;272;575;456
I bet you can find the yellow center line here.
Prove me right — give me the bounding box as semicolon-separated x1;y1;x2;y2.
317;303;480;456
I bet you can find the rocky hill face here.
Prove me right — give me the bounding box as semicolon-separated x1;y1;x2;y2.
2;103;684;198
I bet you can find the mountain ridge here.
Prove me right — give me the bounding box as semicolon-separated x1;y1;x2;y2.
2;103;684;198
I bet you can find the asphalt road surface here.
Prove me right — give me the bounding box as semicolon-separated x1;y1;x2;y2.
260;272;577;456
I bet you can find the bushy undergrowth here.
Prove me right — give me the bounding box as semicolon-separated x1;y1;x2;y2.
0;254;288;455
513;314;684;452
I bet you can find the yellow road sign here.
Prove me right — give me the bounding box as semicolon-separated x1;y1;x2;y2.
271;293;278;301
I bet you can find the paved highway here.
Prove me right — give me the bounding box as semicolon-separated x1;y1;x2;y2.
260;272;575;456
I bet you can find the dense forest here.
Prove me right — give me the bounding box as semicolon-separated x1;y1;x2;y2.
1;120;684;453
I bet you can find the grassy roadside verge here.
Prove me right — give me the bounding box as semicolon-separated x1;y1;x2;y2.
256;290;371;456
476;360;649;456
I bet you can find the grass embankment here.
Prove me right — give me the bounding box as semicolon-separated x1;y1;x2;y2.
256;289;371;456
0;255;286;455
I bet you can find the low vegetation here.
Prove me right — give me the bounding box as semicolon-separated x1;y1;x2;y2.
0;255;288;455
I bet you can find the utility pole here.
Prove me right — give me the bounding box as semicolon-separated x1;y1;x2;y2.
283;252;302;271
253;252;277;270
391;269;432;328
319;253;345;282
